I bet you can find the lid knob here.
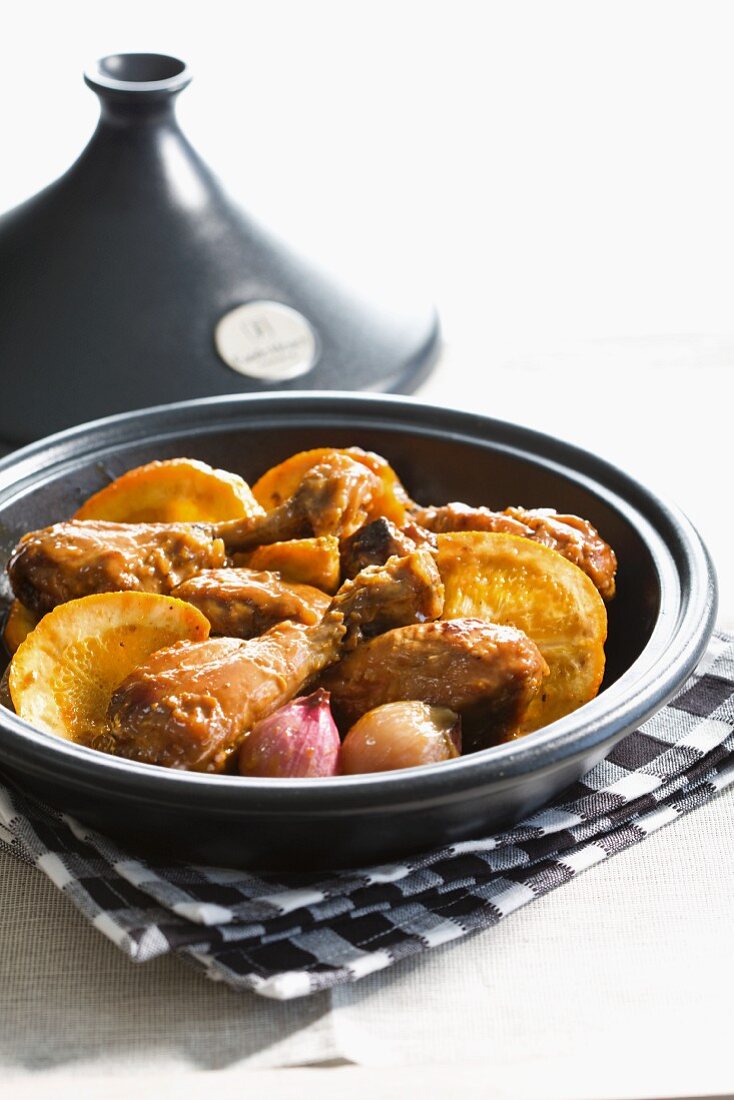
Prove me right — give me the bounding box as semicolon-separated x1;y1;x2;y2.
84;53;192;119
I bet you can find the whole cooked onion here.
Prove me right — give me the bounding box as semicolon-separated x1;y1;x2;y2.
340;701;461;774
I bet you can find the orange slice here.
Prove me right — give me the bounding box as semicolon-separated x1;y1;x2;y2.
235;536;341;594
251;447;409;525
3;600;40;655
8;592;210;745
74;458;264;523
437;531;607;733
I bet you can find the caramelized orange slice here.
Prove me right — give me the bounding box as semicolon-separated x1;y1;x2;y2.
437;532;607;733
3;600;40;655
8;592;210;744
251;447;409;525
235;536;341;594
74;458;264;523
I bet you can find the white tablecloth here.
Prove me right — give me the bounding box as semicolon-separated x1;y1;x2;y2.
2;337;733;1099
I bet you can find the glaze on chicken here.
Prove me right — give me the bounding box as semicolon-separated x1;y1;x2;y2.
321;618;549;748
173;568;330;638
8;521;225;615
340;517;419;578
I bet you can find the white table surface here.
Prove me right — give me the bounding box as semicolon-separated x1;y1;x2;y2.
2;338;733;1100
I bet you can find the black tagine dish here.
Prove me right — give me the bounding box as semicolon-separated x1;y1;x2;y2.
0;393;717;869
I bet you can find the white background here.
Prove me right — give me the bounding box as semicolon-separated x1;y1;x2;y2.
1;0;733;613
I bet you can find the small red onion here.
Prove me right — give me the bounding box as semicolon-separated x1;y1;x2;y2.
238;689;340;778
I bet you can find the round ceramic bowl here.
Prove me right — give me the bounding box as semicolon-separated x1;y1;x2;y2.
0;393;717;869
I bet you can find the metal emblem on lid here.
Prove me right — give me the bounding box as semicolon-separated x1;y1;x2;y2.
214;301;319;382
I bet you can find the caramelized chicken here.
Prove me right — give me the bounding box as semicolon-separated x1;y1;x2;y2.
331;546;443;645
413;503;617;599
8;454;386;615
215;453;384;553
172;568;331;638
8;521;225;615
340;517;419;578
107;550;442;772
321;618;548;748
413;502;526;538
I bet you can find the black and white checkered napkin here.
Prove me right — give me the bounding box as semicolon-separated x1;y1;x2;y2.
2;630;734;1000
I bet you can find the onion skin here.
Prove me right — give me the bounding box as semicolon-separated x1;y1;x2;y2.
340;702;461;775
238;689;340;778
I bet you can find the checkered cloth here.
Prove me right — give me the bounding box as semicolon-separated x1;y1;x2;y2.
2;631;733;1001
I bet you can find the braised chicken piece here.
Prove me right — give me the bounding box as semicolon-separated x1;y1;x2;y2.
340;517;440;579
216;453;384;553
413;502;526;538
320;618;549;748
107;549;442;772
251;445;410;526
332;546;443;645
341;517;418;579
413;503;617;600
172;568;331;638
8;454;386;615
8;521;225;616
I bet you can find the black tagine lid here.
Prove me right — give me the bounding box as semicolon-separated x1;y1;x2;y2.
0;53;440;447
